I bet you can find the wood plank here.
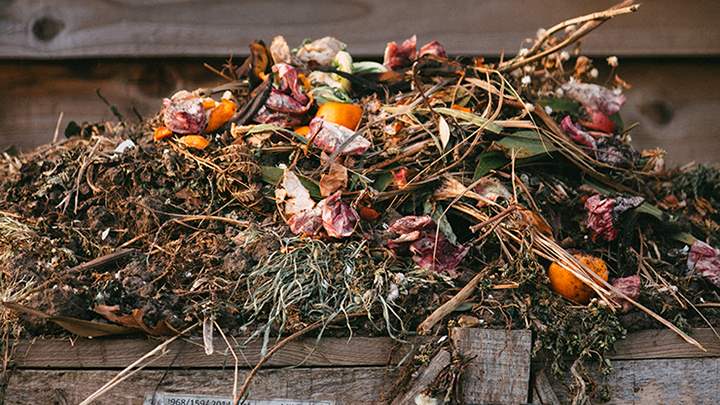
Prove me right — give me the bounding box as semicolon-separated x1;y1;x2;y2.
391;350;451;405
1;0;719;58
3;367;397;404
551;358;720;404
608;328;720;360
2;59;718;165
12;335;416;369
451;328;532;404
532;369;561;405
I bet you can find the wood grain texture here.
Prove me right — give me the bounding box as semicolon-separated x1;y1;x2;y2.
391;350;451;405
551;358;720;404
12;335;416;369
1;0;719;58
451;328;532;404
1;59;718;165
3;367;397;404
608;328;720;360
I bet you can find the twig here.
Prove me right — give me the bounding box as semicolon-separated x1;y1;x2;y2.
79;323;197;405
52;112;64;144
499;2;639;72
234;311;365;404
417;263;493;334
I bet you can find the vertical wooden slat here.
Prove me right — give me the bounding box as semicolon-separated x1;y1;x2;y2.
451;328;532;404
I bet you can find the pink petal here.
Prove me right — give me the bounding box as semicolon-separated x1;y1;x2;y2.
288;208;323;236
688;241;720;288
388;215;434;235
272;63;309;105
409;233;469;275
611;275;641;312
309;118;371;155
419;40;447;58
585;194;618;242
319;191;359;238
383;35;417;70
254;106;304;127
561;116;597;149
162;92;207;134
265;89;311;115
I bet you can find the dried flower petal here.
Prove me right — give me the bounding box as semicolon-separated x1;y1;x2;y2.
270;35;292;64
387;215;468;274
265;89;311;115
254;106;304;128
319;163;348;197
272;63;309;105
409;233;470;275
288;208;323;236
611;275;640;312
585;194;617;241
319;191;359;238
561;116;596;149
687;241;720;288
613;196;645;217
383;35;417;70
418;40;447;58
309;117;371;155
296;36;346;66
281;170;315;216
561;82;626;115
388;215;434;236
163;91;207;134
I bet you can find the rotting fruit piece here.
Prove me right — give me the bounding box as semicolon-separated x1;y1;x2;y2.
205;99;237;132
153;126;173;142
315;101;363;130
178;135;210;150
548;253;609;304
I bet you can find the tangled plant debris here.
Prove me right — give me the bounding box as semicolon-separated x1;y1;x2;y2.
0;2;719;403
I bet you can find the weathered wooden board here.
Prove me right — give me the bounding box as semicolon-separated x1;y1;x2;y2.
391;350;451;405
608;328;720;360
12;335;416;369
3;367;397;405
2;0;719;58
451;328;532;405
1;59;718;165
551;358;720;404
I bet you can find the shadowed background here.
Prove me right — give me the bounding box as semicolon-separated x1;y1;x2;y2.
1;0;718;165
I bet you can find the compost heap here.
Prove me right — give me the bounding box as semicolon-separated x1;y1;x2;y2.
1;12;720;404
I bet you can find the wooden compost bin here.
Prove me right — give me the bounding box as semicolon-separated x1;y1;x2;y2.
5;327;719;404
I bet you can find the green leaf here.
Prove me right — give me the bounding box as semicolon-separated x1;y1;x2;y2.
493;132;558;159
473;151;508;180
352;61;388;74
311;86;353;104
609;112;624;133
372;172;394;192
433;107;502;134
260;166;322;199
537;98;582;115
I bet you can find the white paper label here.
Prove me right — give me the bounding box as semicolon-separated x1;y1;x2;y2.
143;392;334;405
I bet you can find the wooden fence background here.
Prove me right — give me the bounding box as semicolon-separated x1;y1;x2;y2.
1;0;719;165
